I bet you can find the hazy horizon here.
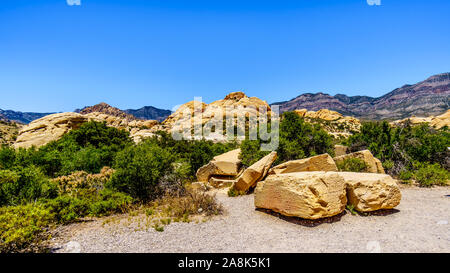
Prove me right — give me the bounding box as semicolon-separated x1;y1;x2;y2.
1;0;449;112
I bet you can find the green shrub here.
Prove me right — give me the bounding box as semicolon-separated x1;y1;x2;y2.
108;141;174;201
346;121;449;176
413;163;449;187
276;112;333;163
336;158;368;172
398;170;413;183
0;165;57;206
87;190;133;216
0;203;55;253
239;140;270;167
227;187;246;197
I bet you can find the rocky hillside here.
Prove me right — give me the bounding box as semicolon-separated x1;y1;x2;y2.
294;109;361;138
76;102;138;121
391;109;450;129
0;120;21;145
0;109;55;124
14;112;159;149
161;91;271;138
273;72;450;120
124;106;171;122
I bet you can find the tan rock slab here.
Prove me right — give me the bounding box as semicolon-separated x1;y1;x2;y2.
268;153;338;175
339;172;401;212
234;151;277;192
196;149;242;182
254;172;347;220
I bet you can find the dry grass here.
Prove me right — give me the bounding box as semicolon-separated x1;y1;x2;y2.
100;188;223;232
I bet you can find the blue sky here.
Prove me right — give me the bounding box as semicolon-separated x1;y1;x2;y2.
0;0;449;112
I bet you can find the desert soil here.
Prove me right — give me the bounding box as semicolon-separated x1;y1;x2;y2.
50;186;450;253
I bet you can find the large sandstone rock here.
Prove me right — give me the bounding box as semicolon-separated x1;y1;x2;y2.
339;172;401;212
14;113;88;148
196;149;242;182
254;172;347;220
391;109;450;129
293;109;361;138
334;150;385;174
162;92;272;139
268;154;338;175
234;151;277;192
13;111;159;148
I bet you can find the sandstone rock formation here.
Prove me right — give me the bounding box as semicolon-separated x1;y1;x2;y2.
334;150;385;174
0;120;22;146
334;145;348;157
293;109;361;138
340;172;401;212
162;92;272;138
13;112;159;148
254;172;347;220
196;149;242;182
391;109;450;129
268;153;338;175
234;151;277;192
14;113;89;148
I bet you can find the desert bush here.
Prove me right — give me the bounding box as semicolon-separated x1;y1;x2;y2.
157;189;223;218
108;141;174;201
239;140;270;167
0;203;55;253
413;163;449;187
345;121;450;177
336;158;368;172
0;165;57;206
52;166;114;197
276;112;333;163
227;187;246;197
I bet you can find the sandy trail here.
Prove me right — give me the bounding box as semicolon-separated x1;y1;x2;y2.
51;186;450;253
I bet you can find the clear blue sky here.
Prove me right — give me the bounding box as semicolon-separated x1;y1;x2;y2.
1;0;449;112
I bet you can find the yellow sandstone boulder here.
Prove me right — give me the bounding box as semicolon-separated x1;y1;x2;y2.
234;151;277;192
340;172;401;212
254;172;347;220
268;153;338;175
196;149;242;182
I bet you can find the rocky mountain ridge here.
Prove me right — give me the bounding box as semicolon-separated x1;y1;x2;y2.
273;72;450;120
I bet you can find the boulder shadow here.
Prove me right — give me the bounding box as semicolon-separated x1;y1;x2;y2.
255;208;346;227
356;208;400;217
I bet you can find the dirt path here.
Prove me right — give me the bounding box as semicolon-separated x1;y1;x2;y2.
51;186;450;253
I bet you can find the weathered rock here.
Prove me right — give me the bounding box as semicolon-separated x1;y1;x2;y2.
334;150;385;174
391;109;450;130
254;172;347;220
13;111;159;148
334;145;348;157
196;149;241;182
163;92;272;139
339;172;401;212
234;151;277;192
268;154;337;175
14;113;89;148
209;176;235;189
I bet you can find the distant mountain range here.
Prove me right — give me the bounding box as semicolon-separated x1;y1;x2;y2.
272;72;450;120
0;109;55;124
124;106;172;122
1;72;449;123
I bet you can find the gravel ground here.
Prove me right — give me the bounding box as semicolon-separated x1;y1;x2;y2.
51;186;450;253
